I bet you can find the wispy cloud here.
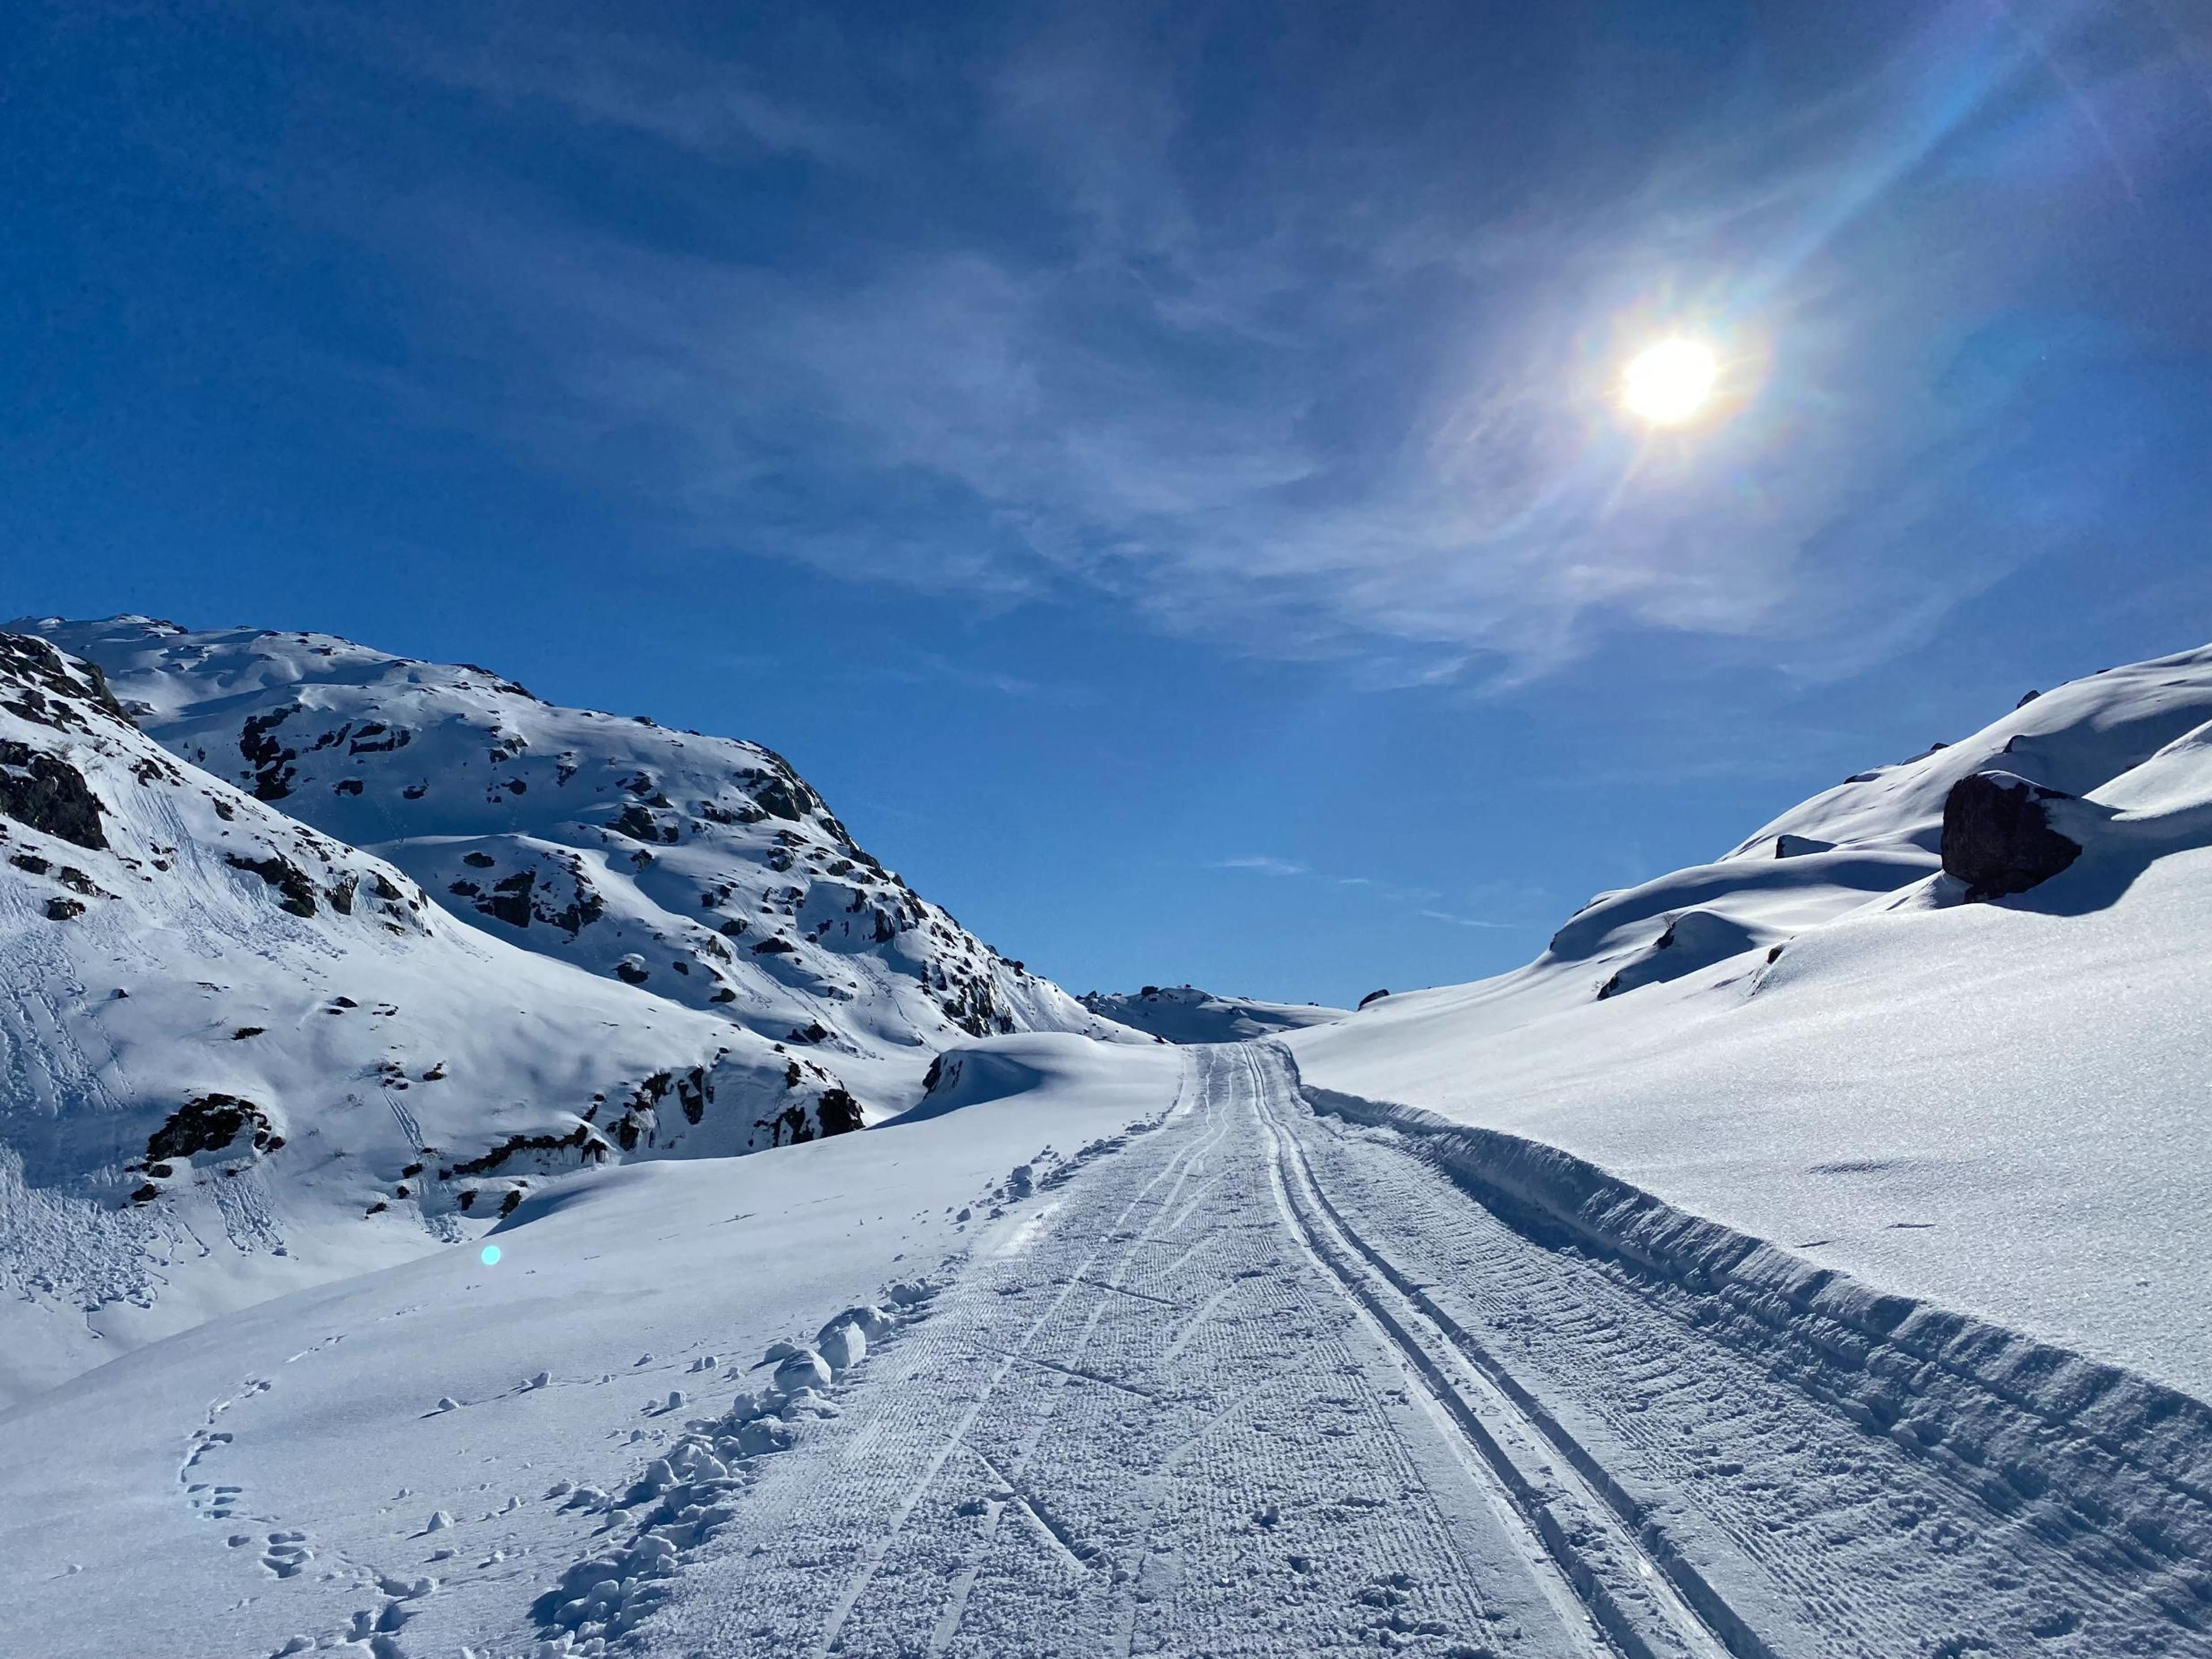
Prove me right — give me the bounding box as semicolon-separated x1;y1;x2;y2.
327;2;2207;686
865;654;1098;706
1419;909;1529;931
1216;855;1309;877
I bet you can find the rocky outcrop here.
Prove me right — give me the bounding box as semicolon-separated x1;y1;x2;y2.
1941;771;2084;901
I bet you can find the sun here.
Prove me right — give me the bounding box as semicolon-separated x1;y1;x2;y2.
1620;337;1719;426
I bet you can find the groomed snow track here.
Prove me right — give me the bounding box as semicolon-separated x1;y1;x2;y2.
611;1046;2212;1658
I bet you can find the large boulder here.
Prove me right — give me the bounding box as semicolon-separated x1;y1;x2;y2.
1941;771;2083;901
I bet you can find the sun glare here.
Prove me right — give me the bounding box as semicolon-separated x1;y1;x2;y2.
1621;338;1719;426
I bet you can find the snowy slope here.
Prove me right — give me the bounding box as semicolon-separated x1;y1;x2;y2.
0;632;862;1406
19;617;1127;1119
0;1035;1185;1659
1079;983;1349;1043
1289;641;2212;1398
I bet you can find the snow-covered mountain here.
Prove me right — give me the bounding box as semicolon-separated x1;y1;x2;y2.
1079;983;1349;1043
0;626;1037;1403
20;618;1126;1116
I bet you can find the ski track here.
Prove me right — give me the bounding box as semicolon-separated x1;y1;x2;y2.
543;1044;2212;1657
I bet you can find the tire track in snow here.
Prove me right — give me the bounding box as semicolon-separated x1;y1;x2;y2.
1244;1044;1743;1659
802;1063;1229;1657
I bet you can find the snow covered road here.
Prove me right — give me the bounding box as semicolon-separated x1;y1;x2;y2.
612;1045;2212;1659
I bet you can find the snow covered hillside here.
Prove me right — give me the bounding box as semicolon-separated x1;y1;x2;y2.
0;631;865;1404
1289;641;2212;1397
20;617;1124;1118
1080;983;1349;1043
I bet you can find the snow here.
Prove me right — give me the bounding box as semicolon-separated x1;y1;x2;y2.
0;631;877;1404
0;1035;1181;1659
9;1041;2203;1658
1291;643;2212;1400
9;618;2212;1657
16;617;1133;1121
1079;983;1349;1043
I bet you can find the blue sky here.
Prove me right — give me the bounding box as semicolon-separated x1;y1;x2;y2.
6;1;2212;1006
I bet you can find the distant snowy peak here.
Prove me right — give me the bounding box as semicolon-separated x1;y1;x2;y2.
1080;984;1350;1044
22;616;1121;1101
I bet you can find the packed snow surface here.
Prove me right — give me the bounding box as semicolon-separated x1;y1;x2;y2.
1079;983;1350;1043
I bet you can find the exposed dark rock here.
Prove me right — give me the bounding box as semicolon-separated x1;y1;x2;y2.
0;633;134;728
442;1122;607;1179
333;778;363;797
463;851;496;869
1357;989;1391;1009
817;1088;862;1136
45;897;85;921
226;852;319;916
237;704;301;800
678;1069;710;1125
610;803;679;844
484;870;535;929
616;957;650;984
327;875;358;915
1774;834;1833;859
146;1093;274;1163
0;742;109;848
10;853;49;875
1941;771;2084;902
752;936;795;956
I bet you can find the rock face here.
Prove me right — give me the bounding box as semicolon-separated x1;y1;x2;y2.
1941;771;2084;902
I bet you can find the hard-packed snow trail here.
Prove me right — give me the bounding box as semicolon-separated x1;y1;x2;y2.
618;1046;2212;1659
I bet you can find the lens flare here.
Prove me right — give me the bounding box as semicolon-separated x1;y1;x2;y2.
480;1244;502;1266
1621;338;1719;426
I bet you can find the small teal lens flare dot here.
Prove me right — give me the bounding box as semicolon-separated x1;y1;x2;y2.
480;1244;502;1266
